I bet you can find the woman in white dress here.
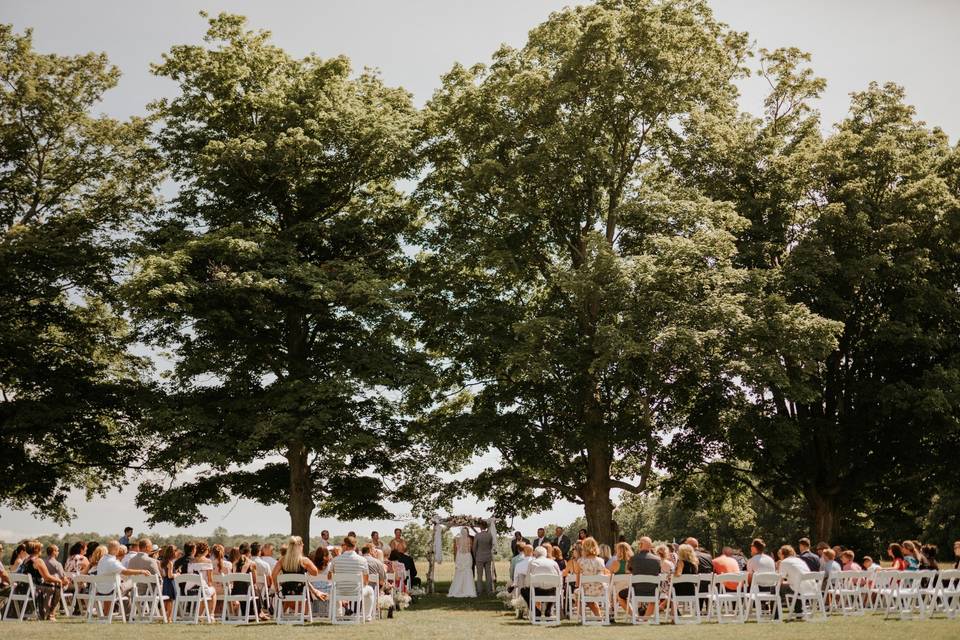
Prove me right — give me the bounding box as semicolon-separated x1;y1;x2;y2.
447;527;478;598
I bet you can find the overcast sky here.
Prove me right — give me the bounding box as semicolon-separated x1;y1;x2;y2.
2;0;958;542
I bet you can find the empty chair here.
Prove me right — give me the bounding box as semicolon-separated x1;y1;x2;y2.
86;574;126;624
275;574;313;625
627;574;661;625
936;569;960;618
670;574;702;624
128;574;167;623
713;571;748;623
577;575;610;626
528;574;562;626
215;573;259;624
3;573;38;621
330;573;365;625
70;574;94;618
745;571;782;623
835;570;867;616
172;574;213;624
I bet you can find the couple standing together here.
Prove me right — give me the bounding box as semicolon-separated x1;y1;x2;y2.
448;521;495;598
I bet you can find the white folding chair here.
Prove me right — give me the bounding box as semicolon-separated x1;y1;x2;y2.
610;574;631;621
172;574;213;623
696;572;715;619
836;570;867;615
916;570;940;618
330;573;365;625
58;571;79;617
528;574;561;626
577;575;610;626
670;574;701;624
745;571;782;623
215;573;259;624
254;567;270;613
884;570;927;619
274;574;312;625
712;571;747;623
70;574;94;618
936;569;960;618
869;570;896;612
2;573;38;621
564;573;577;618
128;574;167;623
86;574;126;623
785;571;826;621
627;574;661;624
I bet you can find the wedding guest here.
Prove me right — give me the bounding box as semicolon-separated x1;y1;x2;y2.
261;543;277;573
577;529;588;541
211;544;232;606
954;541;960;569
330;536;373;620
778;545;813;613
684;537;713;603
532;528;549;549
21;541;68;620
127;538;160;578
551;546;566;572
840;550;862;571
370;531;384;551
746;538;775;586
672;544;700;597
902;540;923;570
598;543;612;565
84;546;106;575
249;542;271;589
9;543;27;572
361;544;386;590
85;541;100;561
64;542;89;574
96;540;151;598
511;531;530;557
396;541;420;587
311;546;331;591
921;544;939;571
512;544;533;589
173;541;196;575
887;543;908;570
712;546;740;591
564;543;582;578
608;541;632;574
43;545;66;583
621;537;659;618
655;543;674;606
862;556;877;573
320;530;333;549
553;527;571;559
159;545;177;621
797;538;821;571
822;548;842;578
576;537;609;618
524;546;560;617
119;527;134;548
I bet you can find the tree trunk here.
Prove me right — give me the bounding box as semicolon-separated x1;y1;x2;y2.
582;441;617;546
286;443;314;542
807;487;839;543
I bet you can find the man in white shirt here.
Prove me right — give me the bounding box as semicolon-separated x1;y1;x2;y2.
746;537;776;586
778;545;815;614
523;546;560;617
260;543;278;572
320;530;334;550
97;540;150;594
330;536;375;621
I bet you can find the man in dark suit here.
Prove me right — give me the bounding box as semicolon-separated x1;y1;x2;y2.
553;527;571;559
797;537;821;571
618;537;660;618
510;531;530;557
532;527;549;549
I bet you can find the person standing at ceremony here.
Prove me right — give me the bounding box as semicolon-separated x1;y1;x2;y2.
553;527;571;559
370;531;384;552
532;528;549;549
511;531;529;557
119;527;134;548
320;530;333;549
474;520;495;595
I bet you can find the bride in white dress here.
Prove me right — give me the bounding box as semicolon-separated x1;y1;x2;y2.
447;527;478;598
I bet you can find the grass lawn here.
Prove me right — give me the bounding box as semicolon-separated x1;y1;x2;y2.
4;561;959;639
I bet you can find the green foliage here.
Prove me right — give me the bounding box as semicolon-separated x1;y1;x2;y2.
125;13;431;540
0;25;160;522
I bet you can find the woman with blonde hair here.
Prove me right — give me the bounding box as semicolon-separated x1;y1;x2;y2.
599;543;612;565
210;544;232;611
576;537;610;618
672;544;700;596
84;545;107;575
609;542;633;574
271;536;325;607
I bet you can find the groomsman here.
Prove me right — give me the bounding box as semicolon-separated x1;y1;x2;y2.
510;531;529;557
553;526;571;559
532;527;549;549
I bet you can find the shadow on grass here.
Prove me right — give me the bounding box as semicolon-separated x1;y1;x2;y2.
408;580;510;612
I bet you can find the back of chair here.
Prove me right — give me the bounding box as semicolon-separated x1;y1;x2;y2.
174;572;203;597
129;573;160;596
940;569;960;589
529;573;561;590
217;572;253;592
799;571;824;594
716;571;747;593
671;573;700;593
276;573;309;598
750;571;780;592
331;572;364;598
9;572;34;594
91;574;122;596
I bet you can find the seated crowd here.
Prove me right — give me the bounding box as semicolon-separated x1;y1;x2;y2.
0;526;419;622
509;528;960;622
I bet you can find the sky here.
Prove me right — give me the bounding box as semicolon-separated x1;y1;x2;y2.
1;0;958;542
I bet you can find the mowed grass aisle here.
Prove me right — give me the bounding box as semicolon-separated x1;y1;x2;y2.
6;561;960;639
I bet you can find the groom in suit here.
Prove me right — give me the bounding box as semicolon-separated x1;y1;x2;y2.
474;521;495;595
553;526;571;559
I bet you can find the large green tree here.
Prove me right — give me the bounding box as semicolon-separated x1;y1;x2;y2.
0;25;159;521
676;72;960;541
412;0;835;545
127;14;430;541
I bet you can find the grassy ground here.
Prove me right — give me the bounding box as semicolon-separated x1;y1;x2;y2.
4;561;959;639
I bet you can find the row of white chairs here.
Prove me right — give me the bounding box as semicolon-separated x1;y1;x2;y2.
1;571;382;626
524;568;960;626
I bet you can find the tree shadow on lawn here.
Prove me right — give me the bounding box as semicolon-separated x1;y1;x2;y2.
409;580;509;612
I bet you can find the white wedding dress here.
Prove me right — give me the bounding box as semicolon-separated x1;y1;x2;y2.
447;533;478;598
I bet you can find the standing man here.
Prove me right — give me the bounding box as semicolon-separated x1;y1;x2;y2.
553;527;571;559
370;531;384;552
511;531;529;557
532;527;549;549
474;521;495;595
320;530;333;549
119;527;134;548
